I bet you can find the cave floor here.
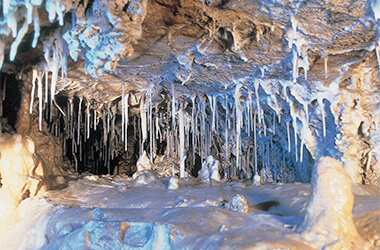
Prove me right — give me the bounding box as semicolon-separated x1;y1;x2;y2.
1;175;379;249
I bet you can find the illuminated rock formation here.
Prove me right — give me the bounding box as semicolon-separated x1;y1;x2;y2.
0;133;50;210
0;0;378;184
298;156;368;249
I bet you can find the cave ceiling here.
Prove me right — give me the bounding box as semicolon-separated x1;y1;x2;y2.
1;0;378;105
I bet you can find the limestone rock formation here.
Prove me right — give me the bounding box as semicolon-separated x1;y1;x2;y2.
0;0;378;185
0;133;51;210
297;156;368;249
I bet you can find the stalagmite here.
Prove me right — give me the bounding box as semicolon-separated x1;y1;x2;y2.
179;106;186;178
298;157;367;249
324;55;328;79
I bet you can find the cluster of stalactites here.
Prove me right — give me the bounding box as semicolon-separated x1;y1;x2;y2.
285;15;310;83
132;80;321;181
29;28;69;132
0;0;72;69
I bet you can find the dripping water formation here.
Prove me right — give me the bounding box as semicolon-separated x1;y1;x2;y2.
0;1;379;248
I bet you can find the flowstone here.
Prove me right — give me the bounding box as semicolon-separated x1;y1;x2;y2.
0;134;51;210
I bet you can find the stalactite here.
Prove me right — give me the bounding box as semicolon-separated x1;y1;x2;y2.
155;111;160;141
86;102;90;139
200;99;205;161
77;97;82;145
192;95;196;166
32;7;40;48
69;97;73;139
171;85;176;156
179;104;185;178
208;95;216;131
94;108;97;131
10;20;29;61
111;107;115;141
107;102;110;135
235;84;242;171
102;106;107;145
44;65;49;104
1;75;6;102
254;80;262;127
124;93;129;151
140;93;147;154
254;111;258;174
0;74;2;136
149;87;153;162
72;132;77;172
79;132;82;162
318;98;326;137
122;81;125;141
225;95;229;167
286;121;291;152
292;46;298;83
37;71;43;131
166;99;170;159
30;69;37;114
